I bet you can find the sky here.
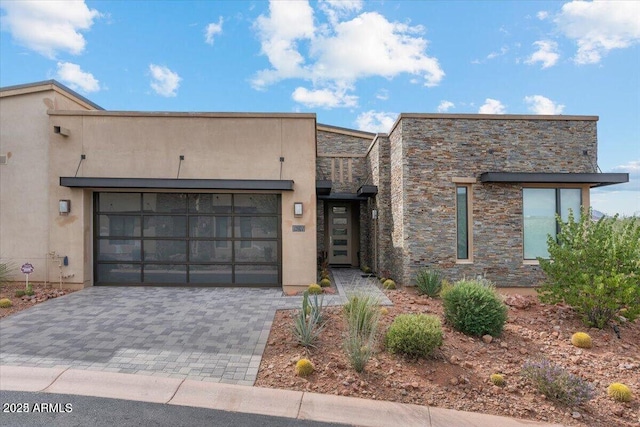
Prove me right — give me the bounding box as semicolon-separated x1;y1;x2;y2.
0;0;638;216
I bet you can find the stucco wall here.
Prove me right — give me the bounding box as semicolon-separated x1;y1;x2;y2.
388;115;597;287
45;111;317;290
0;84;94;284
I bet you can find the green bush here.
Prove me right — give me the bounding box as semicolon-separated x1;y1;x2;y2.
382;279;396;289
319;278;331;288
538;210;640;328
0;261;14;287
0;298;12;308
307;284;323;294
442;279;507;337
415;268;443;297
384;313;443;358
14;290;26;297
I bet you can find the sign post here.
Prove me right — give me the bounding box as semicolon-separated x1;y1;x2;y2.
21;263;34;292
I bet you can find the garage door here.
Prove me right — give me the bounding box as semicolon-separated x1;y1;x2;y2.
94;192;280;286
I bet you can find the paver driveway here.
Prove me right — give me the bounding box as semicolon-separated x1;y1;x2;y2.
0;270;390;385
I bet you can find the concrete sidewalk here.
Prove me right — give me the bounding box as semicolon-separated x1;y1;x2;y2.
0;366;562;427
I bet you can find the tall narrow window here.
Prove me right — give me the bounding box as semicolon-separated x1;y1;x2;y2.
456;186;469;260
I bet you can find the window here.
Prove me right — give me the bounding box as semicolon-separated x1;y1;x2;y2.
523;188;582;260
456;185;472;261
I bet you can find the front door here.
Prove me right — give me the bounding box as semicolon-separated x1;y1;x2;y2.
328;203;351;264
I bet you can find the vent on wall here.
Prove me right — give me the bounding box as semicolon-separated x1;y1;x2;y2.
0;154;7;165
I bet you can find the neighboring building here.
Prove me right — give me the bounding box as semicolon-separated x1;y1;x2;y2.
0;81;628;292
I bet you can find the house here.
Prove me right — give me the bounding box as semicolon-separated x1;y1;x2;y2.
0;80;628;292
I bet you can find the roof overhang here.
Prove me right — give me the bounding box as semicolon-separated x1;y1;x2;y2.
316;180;332;196
317;192;369;201
480;172;629;188
357;184;378;198
60;177;294;191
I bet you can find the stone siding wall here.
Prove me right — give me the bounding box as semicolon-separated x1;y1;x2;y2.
394;117;597;287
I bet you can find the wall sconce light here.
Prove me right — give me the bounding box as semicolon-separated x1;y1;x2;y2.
59;200;71;215
294;202;303;217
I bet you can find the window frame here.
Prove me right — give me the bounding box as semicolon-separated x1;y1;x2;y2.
453;178;474;264
522;184;587;263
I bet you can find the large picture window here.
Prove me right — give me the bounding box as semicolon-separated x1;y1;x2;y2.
95;192;281;286
523;188;582;260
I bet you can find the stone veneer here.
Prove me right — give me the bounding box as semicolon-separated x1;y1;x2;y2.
316;126;374;266
377;115;598;287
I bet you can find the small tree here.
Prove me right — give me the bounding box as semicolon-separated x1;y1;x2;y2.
537;209;640;328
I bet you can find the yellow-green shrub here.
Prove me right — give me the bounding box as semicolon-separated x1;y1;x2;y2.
0;298;12;308
383;279;396;290
607;383;633;402
295;358;314;376
319;278;331;288
385;314;443;358
570;332;592;349
490;373;505;386
308;284;322;294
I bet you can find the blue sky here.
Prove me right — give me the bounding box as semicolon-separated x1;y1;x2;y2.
1;0;638;215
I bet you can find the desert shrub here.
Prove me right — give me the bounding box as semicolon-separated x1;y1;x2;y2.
379;277;387;283
442;279;507;337
490;373;505;386
319;278;331;288
570;332;592;349
307;284;322;294
607;383;633;402
415;268;443;297
385;313;443;358
382;279;396;290
295;358;314;376
522;358;594;406
25;289;35;296
361;265;372;274
292;291;324;348
308;291;325;326
343;293;380;338
379;307;389;316
538;210;640;329
343;293;380;373
14;290;26;297
0;298;12;308
1;262;14;288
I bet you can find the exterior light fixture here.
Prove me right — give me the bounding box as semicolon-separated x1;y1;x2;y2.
294;202;303;217
59;200;71;215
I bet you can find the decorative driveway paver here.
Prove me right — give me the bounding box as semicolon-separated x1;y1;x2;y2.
0;269;388;385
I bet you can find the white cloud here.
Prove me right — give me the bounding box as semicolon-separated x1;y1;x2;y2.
525;40;560;69
611;160;640;179
205;17;224;45
253;1;444;108
554;0;640;64
375;89;389;100
149;64;181;97
291;86;357;108
355;110;397;133
56;62;100;92
524;95;565;115
487;46;508;60
319;0;363;25
537;11;549;20
0;0;101;58
478;99;506;114
437;100;454;113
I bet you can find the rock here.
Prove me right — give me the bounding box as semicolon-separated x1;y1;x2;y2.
572;411;581;419
519;348;528;355
500;342;509;349
463;361;473;369
504;295;531;309
450;355;460;365
482;335;493;344
450;377;459;386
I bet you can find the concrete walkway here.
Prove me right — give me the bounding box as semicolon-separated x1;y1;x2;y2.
0;366;561;427
0;269;387;385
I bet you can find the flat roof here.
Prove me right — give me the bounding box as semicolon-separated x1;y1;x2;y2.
48;110;316;119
